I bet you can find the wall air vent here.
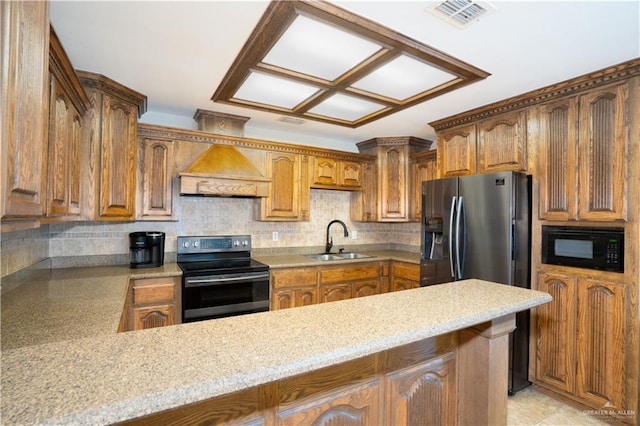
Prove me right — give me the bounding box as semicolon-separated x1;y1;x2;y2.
427;0;496;28
278;116;306;125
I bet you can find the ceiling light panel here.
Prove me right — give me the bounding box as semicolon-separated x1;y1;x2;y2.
351;55;457;100
309;93;385;121
233;72;319;109
212;1;490;128
263;15;382;81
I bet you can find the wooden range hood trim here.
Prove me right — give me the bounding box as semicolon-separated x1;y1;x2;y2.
179;144;271;197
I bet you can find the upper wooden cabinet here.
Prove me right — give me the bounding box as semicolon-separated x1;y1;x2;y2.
1;1;50;218
577;83;628;221
255;152;310;221
538;83;628;221
46;28;90;218
354;137;432;222
138;138;174;220
410;150;437;221
437;124;476;177
78;71;146;221
311;157;362;190
477;110;527;174
537;97;579;221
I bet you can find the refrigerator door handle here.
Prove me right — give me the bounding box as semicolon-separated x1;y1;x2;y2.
456;196;466;279
448;196;457;279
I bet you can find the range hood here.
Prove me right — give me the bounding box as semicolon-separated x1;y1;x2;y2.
179;144;270;197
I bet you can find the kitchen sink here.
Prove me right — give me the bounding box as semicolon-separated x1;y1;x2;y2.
305;253;345;261
337;252;373;259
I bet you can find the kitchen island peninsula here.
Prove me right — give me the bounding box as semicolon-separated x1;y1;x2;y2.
1;279;550;425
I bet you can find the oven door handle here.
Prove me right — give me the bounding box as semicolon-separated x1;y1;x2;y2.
185;272;270;287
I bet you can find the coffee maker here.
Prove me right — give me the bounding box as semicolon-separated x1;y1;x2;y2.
129;232;165;268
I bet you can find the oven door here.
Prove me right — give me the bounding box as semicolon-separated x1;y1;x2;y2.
182;271;270;322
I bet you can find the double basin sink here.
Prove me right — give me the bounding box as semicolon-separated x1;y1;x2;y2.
305;252;373;261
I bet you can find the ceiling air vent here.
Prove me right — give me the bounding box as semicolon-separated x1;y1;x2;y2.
278;116;306;125
427;0;496;28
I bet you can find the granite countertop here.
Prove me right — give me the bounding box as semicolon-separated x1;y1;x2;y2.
1;279;551;425
1;262;182;350
254;249;420;268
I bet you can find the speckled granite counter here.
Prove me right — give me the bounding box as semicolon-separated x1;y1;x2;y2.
1;262;182;350
1;279;550;425
254;249;420;268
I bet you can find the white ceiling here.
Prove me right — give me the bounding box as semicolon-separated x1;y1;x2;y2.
50;1;640;152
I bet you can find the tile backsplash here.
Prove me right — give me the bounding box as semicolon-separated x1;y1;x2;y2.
1;189;420;276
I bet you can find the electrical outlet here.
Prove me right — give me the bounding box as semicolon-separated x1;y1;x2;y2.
351;230;358;239
272;231;279;241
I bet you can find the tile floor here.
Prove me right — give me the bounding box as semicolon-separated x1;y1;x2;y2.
507;386;625;425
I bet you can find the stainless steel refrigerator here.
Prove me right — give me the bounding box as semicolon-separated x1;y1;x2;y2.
420;171;532;394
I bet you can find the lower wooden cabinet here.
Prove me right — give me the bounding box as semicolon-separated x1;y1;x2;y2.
126;334;459;426
535;270;626;413
272;287;317;310
391;261;421;291
121;276;181;331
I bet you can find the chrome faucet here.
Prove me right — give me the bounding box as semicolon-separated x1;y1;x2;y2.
325;219;348;253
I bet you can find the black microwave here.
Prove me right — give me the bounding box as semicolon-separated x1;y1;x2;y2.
542;226;624;272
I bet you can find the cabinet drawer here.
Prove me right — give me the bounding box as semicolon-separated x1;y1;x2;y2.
132;277;178;304
393;262;420;281
272;268;318;289
320;263;379;284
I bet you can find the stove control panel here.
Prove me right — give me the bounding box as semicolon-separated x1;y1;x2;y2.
178;235;251;254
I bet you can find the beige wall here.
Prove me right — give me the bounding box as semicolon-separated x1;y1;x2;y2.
1;189;420;277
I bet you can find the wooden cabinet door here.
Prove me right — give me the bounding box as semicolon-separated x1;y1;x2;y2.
1;0;49;218
340;161;362;188
390;278;420;292
351;161;377;222
47;77;83;217
272;287;318;310
577;83;628;221
312;157;337;186
538;97;578;221
139;138;174;219
353;280;380;298
379;144;408;220
321;284;351;303
535;272;576;393
438;124;476;177
259;152;306;221
411;150;437;220
99;94;137;219
132;304;175;330
575;278;625;410
385;355;456;426
47;77;71;216
477;110;527;174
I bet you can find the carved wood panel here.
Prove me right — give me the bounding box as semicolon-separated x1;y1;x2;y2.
340;161;362;187
313;157;338;186
258;152;302;220
379;146;407;219
350;161;377;222
99;94;137;218
141;138;174;218
411;150;437;220
1;1;49;218
385;355;456;426
477;110;527;173
576;278;625;410
321;284;352;303
48;81;70;216
438;124;476;177
353;280;380;298
578;83;628;221
535;272;577;393
538;98;578;220
133;305;174;330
